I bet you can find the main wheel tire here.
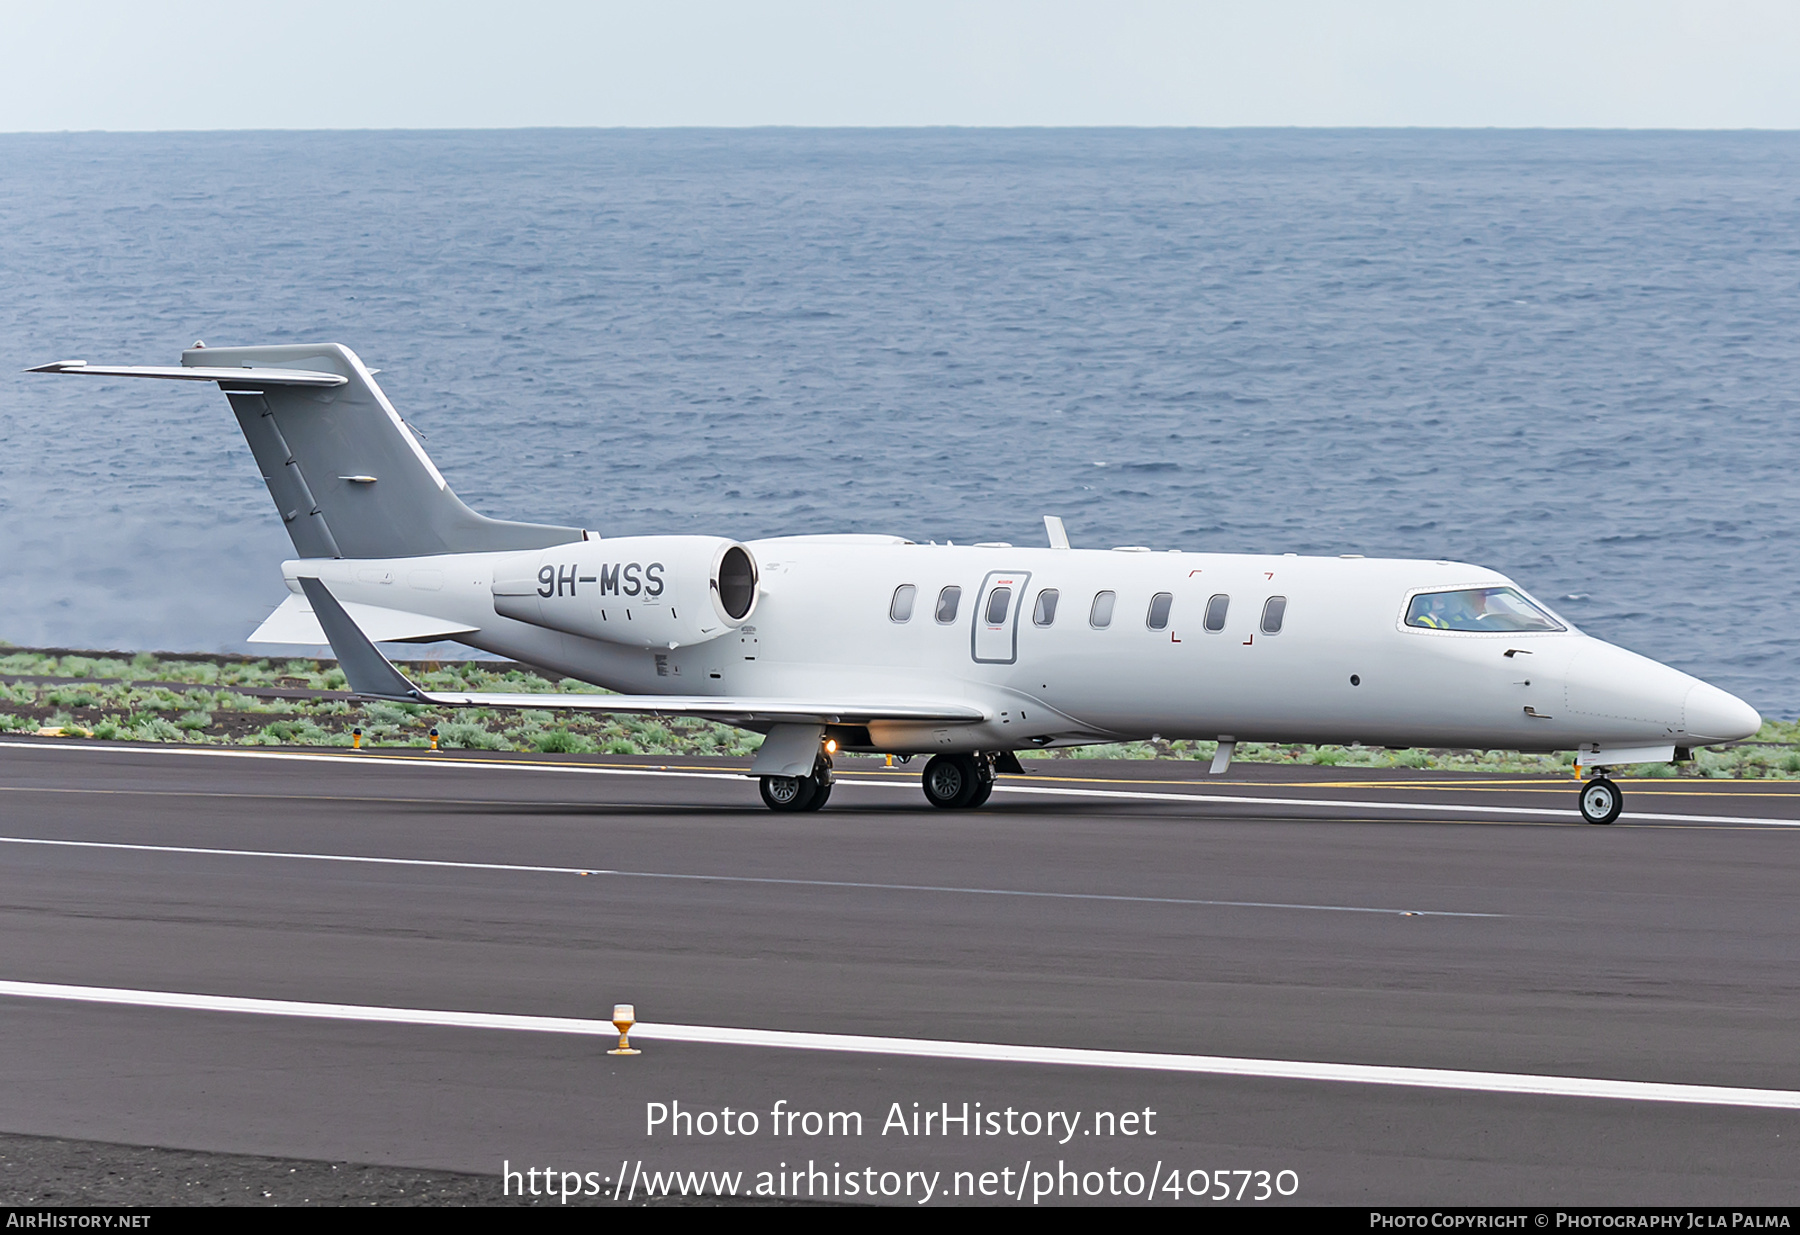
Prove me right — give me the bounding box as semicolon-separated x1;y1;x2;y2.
760;774;818;812
922;754;980;809
1578;776;1622;825
801;777;832;812
965;776;994;809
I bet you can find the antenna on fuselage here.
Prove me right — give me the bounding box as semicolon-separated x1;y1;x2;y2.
1044;515;1071;550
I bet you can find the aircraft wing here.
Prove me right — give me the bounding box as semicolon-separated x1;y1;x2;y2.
296;577;986;725
402;691;986;724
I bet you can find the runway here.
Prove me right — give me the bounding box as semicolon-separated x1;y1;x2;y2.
1;738;1798;1205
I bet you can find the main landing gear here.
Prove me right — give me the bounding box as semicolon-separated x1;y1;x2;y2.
757;748;1015;812
1577;774;1623;826
759;755;833;813
921;753;997;810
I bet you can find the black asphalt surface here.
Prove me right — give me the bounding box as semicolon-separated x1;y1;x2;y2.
1;738;1797;1206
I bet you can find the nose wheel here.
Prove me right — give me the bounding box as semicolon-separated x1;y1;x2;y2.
922;753;995;809
1578;776;1622;825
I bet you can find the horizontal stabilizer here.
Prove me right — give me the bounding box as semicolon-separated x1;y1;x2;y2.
26;361;347;387
249;593;479;645
297;576;986;723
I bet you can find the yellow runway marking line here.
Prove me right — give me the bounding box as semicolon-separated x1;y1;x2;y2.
0;739;751;784
0;784;726;811
844;769;1800;803
9;740;1795;794
0;787;1757;833
836;771;1578;793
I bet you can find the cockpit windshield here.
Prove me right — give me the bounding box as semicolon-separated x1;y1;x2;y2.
1405;587;1564;633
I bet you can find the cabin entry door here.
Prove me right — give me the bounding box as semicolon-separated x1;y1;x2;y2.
971;570;1031;665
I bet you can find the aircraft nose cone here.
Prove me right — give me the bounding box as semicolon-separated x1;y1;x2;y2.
1683;682;1762;743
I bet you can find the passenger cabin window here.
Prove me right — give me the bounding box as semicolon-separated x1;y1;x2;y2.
1261;596;1287;634
1204;594;1230;632
1033;589;1059;626
1405;587;1564;633
1146;592;1173;630
935;585;962;624
1090;590;1116;628
985;587;1012;625
889;584;916;623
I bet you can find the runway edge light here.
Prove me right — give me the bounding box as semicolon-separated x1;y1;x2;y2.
610;1003;641;1056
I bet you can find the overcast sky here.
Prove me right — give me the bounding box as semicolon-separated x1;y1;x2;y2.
4;0;1798;130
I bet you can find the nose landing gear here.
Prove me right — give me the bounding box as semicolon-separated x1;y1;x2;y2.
1578;775;1623;825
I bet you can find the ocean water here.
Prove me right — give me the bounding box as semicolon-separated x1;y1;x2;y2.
1;129;1795;715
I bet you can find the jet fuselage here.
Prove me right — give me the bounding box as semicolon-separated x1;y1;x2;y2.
280;537;1760;759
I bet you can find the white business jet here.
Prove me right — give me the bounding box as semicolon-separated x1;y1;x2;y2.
30;344;1762;824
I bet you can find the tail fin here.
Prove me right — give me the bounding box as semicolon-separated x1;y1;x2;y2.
33;343;584;559
193;342;584;559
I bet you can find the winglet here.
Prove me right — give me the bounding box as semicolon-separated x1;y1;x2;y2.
297;577;423;701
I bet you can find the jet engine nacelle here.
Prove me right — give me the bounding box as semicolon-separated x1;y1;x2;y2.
490;535;759;649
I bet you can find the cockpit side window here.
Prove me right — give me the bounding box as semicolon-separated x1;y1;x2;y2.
1405;587;1564;633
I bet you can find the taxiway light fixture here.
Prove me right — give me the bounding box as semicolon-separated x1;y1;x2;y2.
429;727;440;751
351;727;362;750
610;1003;640;1056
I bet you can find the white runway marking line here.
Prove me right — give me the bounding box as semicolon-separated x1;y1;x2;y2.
0;835;1492;918
2;978;1796;1112
4;739;1797;828
982;783;1800;828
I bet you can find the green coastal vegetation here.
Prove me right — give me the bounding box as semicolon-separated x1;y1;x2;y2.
2;646;1795;778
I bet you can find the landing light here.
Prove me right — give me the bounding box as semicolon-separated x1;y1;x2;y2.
824;738;839;754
